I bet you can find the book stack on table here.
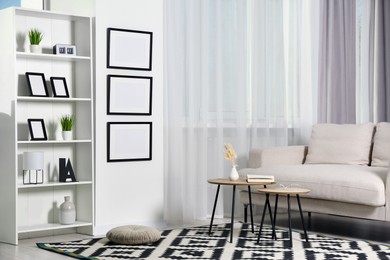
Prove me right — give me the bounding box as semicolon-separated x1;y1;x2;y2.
246;174;275;183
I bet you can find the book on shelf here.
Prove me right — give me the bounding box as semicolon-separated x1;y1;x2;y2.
246;174;275;183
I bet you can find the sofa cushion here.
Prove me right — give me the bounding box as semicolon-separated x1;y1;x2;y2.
371;122;390;167
239;164;387;206
305;123;374;165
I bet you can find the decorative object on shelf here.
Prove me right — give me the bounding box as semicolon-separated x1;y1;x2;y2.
60;114;74;140
53;44;77;56
25;72;49;97
59;158;77;182
107;28;153;71
59;196;76;225
27;118;48;141
50;77;69;97
224;143;239;181
107;122;152;162
107;75;153;115
22;151;44;184
28;28;43;53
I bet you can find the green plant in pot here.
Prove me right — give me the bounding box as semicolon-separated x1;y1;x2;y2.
28;28;43;53
60;114;74;141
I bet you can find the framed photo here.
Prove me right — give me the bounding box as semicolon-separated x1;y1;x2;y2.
107;122;152;162
107;28;153;70
27;119;48;141
25;72;49;97
50;77;70;98
107;75;152;115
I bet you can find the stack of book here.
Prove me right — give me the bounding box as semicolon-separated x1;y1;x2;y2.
246;174;275;183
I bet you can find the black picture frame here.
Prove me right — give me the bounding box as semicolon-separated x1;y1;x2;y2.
107;122;152;162
107;28;153;71
107;75;153;115
27;119;48;141
25;72;49;97
50;77;70;98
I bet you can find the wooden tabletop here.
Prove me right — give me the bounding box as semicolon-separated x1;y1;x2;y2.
208;178;276;186
257;187;310;195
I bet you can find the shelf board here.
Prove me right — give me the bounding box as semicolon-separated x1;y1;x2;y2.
18;181;92;189
18;140;92;144
18;221;92;233
16;52;90;61
17;97;91;102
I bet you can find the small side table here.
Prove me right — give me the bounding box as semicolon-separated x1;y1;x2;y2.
207;178;275;243
257;187;310;247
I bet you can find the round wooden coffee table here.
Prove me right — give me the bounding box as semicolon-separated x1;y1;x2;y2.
208;178;275;243
256;187;310;247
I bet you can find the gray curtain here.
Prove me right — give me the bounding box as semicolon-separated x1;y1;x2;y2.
318;0;356;123
375;0;390;122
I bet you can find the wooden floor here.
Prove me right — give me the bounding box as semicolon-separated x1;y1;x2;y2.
1;213;389;259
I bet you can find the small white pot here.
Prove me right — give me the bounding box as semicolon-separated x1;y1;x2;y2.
30;44;42;53
62;131;73;141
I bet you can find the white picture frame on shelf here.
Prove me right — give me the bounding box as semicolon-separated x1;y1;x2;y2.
107;122;152;162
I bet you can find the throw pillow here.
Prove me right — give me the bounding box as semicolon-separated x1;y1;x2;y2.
305;123;375;165
371;122;390;167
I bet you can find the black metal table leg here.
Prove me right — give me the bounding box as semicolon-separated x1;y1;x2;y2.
272;194;279;240
230;185;236;243
209;184;221;235
244;205;248;223
287;194;293;247
257;193;269;243
297;195;309;242
247;186;254;233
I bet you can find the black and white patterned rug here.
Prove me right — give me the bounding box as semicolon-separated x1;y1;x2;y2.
37;222;390;259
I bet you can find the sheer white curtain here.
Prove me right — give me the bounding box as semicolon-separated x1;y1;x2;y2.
164;0;317;225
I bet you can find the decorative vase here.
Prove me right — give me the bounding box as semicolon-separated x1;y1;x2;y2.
59;196;76;225
62;131;72;141
29;44;41;53
229;165;239;181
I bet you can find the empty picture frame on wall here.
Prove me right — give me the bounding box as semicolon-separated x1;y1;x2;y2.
25;72;49;97
27;118;48;141
107;75;152;115
107;28;153;70
50;77;70;98
107;122;152;162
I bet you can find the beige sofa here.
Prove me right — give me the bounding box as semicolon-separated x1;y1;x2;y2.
238;123;390;221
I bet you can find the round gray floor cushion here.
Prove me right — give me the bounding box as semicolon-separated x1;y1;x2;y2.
106;225;161;245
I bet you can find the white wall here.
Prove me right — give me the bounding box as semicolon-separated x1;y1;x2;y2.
94;0;164;235
47;0;164;235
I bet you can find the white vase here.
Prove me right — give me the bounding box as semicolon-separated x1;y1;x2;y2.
59;196;76;225
229;165;239;181
29;44;41;53
62;131;73;141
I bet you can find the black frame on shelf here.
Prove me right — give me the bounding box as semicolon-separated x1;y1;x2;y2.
25;72;49;97
107;28;153;71
50;77;70;98
27;118;48;141
107;75;153;115
107;122;152;162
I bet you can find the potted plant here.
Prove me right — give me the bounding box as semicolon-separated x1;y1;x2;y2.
28;28;43;53
60;114;74;140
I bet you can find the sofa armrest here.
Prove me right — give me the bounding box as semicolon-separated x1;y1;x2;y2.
248;145;308;168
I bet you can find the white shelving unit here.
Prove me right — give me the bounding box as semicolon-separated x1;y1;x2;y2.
0;7;94;245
